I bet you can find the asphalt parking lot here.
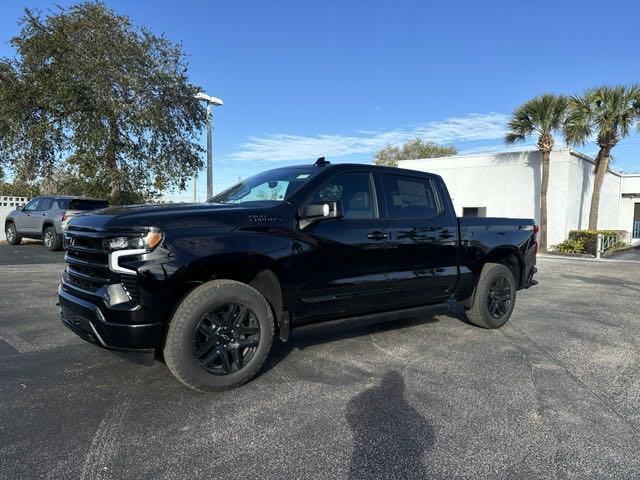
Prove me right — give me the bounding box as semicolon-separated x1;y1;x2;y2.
1;248;639;480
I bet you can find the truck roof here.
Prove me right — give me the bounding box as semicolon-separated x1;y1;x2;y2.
296;161;440;179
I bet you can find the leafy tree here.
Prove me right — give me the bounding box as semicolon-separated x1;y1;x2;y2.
505;94;569;251
564;85;640;229
374;139;457;167
0;2;206;204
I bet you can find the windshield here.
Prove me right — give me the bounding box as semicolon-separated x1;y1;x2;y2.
210;167;319;204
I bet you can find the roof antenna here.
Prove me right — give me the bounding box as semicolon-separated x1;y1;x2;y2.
314;156;330;167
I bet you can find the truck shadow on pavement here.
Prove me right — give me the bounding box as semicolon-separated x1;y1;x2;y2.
346;370;435;480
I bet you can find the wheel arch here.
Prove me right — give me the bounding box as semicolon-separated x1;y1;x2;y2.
167;256;285;333
42;220;55;234
485;246;525;288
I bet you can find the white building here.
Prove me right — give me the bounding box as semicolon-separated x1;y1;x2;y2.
399;149;640;247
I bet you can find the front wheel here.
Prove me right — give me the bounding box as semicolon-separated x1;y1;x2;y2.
465;263;517;329
164;279;274;392
5;222;22;245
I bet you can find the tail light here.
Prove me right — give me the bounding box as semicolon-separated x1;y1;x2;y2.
62;211;81;222
61;211;77;231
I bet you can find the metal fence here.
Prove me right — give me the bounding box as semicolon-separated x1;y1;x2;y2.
0;196;30;241
595;233;622;259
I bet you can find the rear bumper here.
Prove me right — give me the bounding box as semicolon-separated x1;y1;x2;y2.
58;285;162;365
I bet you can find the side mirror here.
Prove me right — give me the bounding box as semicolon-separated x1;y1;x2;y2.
302;201;343;221
17;205;24;211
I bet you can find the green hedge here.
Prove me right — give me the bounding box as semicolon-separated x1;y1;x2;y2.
554;230;626;255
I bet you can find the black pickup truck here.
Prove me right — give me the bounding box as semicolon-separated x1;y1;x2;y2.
59;159;538;391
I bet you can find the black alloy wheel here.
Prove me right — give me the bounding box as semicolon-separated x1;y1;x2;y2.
193;303;260;375
487;275;512;319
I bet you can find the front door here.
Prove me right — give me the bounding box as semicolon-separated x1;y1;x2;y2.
291;171;396;323
379;172;459;308
15;198;41;234
633;203;640;239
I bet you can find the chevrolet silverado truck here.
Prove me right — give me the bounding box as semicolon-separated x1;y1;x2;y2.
59;159;538;391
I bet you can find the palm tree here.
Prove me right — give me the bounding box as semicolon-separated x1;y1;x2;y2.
505;94;569;251
565;85;640;230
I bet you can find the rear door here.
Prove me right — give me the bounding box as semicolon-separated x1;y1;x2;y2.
379;172;459;307
291;171;396;323
34;197;54;233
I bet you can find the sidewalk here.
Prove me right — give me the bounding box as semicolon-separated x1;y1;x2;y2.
539;250;640;264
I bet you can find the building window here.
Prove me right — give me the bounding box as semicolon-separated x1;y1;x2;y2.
463;207;486;217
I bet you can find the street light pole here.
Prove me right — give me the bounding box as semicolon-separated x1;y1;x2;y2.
206;104;213;200
195;92;223;200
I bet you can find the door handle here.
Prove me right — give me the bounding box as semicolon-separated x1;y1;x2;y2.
367;231;388;241
438;230;454;239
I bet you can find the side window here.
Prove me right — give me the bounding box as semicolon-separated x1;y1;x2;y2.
37;198;53;211
382;174;440;219
23;199;40;212
310;172;377;219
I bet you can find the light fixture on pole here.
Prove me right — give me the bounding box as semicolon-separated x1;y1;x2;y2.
195;92;223;200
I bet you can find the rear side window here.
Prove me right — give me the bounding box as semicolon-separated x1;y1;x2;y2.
382;174;440;219
37;198;53;211
59;199;109;210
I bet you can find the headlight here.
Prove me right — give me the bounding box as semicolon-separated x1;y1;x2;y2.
104;228;163;252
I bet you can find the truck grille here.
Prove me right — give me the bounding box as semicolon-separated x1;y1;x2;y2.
64;229;110;293
63;227;139;300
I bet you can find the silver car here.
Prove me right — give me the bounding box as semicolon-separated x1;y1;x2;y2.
4;196;109;251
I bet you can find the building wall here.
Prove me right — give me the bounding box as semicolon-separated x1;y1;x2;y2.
398;149;626;247
620;175;640;239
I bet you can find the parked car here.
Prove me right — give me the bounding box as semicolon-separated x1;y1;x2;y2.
4;196;109;251
59;159;538;391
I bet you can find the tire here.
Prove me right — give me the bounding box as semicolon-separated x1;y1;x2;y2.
5;222;22;245
465;263;517;329
43;226;63;251
164;279;274;392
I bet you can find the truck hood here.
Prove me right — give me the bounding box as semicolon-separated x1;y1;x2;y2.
67;202;287;231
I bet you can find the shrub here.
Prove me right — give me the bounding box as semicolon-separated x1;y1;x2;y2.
566;230;626;256
554;238;585;254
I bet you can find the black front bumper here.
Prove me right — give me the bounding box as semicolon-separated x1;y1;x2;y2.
59;285;163;365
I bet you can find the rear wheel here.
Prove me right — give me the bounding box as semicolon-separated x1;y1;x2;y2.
43;226;62;251
465;263;516;329
5;222;22;245
164;279;274;392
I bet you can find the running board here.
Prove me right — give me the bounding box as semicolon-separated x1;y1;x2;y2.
290;302;449;338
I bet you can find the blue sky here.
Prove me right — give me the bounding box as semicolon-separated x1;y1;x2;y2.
2;0;640;200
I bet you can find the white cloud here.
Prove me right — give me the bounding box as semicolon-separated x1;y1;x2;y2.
229;112;511;162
